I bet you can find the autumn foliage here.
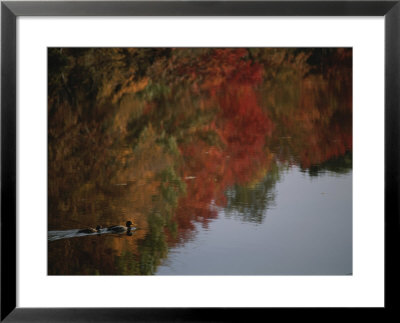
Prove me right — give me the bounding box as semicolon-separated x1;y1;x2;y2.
48;48;352;274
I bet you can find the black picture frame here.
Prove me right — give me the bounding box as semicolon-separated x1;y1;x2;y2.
1;1;399;321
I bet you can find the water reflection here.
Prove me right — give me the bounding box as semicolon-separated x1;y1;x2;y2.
48;48;352;275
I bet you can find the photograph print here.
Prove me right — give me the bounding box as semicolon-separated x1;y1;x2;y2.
48;48;352;275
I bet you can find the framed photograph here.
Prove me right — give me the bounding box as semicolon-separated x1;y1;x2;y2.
1;0;398;321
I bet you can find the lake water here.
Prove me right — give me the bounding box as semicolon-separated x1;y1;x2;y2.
156;167;352;275
48;48;352;275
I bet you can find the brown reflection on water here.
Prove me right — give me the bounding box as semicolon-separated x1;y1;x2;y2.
48;48;352;275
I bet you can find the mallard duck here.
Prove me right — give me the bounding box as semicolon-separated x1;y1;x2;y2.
106;221;133;233
77;225;102;234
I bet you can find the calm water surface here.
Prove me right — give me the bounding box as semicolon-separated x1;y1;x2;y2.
48;48;352;275
156;168;352;275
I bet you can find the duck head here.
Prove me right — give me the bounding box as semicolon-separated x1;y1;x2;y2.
126;221;133;228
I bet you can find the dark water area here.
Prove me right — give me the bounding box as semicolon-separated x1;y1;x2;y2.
48;48;352;275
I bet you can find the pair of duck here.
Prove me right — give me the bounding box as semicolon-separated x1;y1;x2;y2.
77;221;133;234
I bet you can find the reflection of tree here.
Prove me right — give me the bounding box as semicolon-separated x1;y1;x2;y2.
224;165;281;224
305;151;352;177
165;49;275;243
262;66;352;170
48;48;353;275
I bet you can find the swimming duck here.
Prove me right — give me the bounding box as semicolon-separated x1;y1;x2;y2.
106;221;133;233
77;225;102;234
